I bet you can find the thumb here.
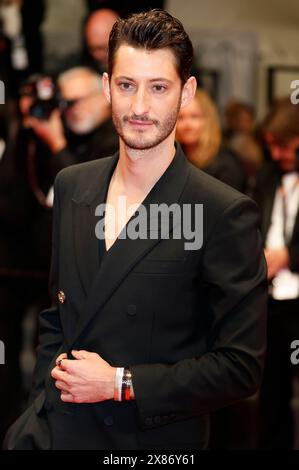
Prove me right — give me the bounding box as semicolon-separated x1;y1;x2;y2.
49;108;61;120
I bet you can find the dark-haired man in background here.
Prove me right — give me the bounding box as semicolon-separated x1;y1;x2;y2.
5;10;267;450
256;98;299;449
83;9;119;75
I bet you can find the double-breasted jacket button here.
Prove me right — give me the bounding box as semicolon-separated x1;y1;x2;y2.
58;290;66;304
153;415;161;424
104;415;114;426
144;417;153;426
127;304;137;316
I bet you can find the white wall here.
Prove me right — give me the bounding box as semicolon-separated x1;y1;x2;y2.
167;0;299;118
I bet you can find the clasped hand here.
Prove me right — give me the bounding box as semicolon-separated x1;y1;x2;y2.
51;350;116;403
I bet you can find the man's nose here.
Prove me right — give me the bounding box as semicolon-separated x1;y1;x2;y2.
131;87;150;116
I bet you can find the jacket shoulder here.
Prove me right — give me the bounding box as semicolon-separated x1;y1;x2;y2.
55;156;113;185
185;162;253;212
53;155;115;201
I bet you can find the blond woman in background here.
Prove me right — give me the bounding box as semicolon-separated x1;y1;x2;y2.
176;89;247;193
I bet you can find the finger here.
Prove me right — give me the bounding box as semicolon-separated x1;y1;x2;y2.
55;380;70;392
60;392;75;403
267;267;275;279
71;350;89;360
58;358;79;373
56;353;68;367
27;116;40;126
51;366;70;382
50;108;61;119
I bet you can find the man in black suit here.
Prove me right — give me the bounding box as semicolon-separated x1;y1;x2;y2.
5;10;267;450
256;98;299;449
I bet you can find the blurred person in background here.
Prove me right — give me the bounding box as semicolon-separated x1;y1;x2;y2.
0;1;46;437
26;67;118;199
224;100;256;139
0;0;45;95
176;89;247;193
0;9;15;100
224;100;264;196
255;97;299;449
0;85;37;445
83;8;118;74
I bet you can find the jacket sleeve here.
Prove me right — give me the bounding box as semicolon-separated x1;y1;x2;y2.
29;174;63;403
131;197;268;430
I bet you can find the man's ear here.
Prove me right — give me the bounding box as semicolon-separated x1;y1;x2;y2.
102;72;111;104
181;76;197;109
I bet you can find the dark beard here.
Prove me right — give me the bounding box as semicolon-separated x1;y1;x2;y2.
111;101;181;151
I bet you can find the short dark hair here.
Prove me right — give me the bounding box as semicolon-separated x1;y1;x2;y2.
108;9;194;84
263;97;299;144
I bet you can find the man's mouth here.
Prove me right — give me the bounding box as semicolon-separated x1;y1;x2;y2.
128;119;154;127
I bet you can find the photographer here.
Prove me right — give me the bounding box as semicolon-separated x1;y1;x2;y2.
255;98;299;449
25;67;118;196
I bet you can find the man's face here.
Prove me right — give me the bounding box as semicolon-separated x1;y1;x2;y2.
86;26;110;68
85;12;118;71
60;74;107;134
235;110;255;134
106;45;184;151
265;133;299;172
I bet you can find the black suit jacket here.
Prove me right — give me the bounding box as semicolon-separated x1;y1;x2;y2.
254;161;299;274
5;145;267;450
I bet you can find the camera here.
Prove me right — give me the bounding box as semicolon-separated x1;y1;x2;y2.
19;75;60;120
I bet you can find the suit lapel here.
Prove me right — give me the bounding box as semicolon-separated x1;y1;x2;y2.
72;154;119;295
70;145;190;347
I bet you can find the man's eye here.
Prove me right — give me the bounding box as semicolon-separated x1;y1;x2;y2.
153;85;167;93
119;82;134;91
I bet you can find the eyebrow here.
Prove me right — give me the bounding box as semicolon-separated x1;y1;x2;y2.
115;76;173;84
